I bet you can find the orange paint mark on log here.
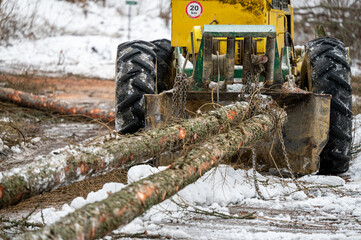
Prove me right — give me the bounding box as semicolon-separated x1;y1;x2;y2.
91;225;96;239
11;192;24;204
211;156;218;165
199;165;203;176
137;191;147;203
90;108;101;114
117;206;127;216
100;214;106;223
162;191;167;201
69;107;77;114
64;165;70;175
179;128;187;139
227;110;237;120
90;109;102;118
100;161;104;169
8;92;21;102
202;162;209;171
137;185;157;204
80;163;86;174
158;137;165;145
121;156;127;165
0;185;3;199
58;106;65;113
49;102;55;109
187;166;193;175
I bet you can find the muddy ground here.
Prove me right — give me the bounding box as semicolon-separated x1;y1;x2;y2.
0;74;361;239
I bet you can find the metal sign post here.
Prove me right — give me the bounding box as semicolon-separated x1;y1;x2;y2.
126;0;138;40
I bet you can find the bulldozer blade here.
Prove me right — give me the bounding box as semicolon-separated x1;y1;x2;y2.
144;91;173;129
256;91;331;175
145;90;331;175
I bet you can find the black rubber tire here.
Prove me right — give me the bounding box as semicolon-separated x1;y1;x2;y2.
151;39;173;91
300;37;352;174
115;39;173;134
115;40;157;134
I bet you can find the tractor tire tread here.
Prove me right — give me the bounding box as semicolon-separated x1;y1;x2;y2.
303;37;352;174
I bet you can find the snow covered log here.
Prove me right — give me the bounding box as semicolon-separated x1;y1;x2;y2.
22;109;285;240
0;87;115;122
0;102;252;209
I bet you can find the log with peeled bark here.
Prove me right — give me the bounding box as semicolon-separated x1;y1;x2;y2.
0;87;115;122
0;102;254;209
22;109;285;240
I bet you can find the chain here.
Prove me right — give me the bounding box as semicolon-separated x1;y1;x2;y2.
277;129;305;192
172;73;188;119
252;147;266;200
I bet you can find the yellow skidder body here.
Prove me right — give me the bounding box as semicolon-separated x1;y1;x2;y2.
172;0;294;58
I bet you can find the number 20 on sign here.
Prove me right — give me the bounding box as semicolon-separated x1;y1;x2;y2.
186;1;203;19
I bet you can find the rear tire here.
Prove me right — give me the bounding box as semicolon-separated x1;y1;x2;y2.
151;39;173;91
300;37;352;174
115;40;173;134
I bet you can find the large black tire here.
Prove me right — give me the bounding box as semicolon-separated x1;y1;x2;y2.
151;39;173;91
115;40;172;134
300;37;352;174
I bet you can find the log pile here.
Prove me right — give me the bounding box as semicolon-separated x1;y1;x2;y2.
0;102;253;208
22;109;285;240
0;87;115;122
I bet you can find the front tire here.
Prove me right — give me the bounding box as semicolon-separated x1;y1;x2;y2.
300;37;352;174
115;40;157;134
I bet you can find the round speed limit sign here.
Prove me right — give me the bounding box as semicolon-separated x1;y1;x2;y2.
186;1;203;19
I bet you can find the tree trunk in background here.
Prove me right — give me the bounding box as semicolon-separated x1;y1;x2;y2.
0;102;255;209
22;109;285;240
0;87;115;122
294;0;361;60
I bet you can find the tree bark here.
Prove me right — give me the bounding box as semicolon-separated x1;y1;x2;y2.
22;109;285;240
0;87;115;122
0;102;253;209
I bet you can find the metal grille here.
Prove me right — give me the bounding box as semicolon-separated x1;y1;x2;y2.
272;0;289;10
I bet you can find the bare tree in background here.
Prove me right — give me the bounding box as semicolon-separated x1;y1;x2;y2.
295;0;361;62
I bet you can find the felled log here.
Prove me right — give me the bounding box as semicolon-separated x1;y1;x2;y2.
0;87;115;122
0;102;252;209
22;109;285;240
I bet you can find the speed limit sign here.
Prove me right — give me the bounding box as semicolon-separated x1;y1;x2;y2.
186;1;203;19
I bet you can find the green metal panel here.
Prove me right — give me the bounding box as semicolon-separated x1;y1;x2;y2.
191;25;281;90
203;25;277;38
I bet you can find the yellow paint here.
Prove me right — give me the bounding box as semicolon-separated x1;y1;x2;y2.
186;26;203;54
172;0;267;47
172;0;295;57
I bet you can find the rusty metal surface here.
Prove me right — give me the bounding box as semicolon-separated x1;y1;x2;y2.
257;92;331;175
145;89;331;175
144;91;173;129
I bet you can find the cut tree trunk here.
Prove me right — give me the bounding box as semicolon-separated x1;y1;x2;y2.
0;102;254;209
0;87;115;122
22;109;285;240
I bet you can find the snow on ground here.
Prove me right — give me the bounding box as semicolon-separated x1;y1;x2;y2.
29;114;361;239
2;0;361;238
0;0;171;79
0;0;323;80
29;158;361;239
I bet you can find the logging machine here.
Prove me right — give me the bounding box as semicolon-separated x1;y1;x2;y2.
114;0;352;175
